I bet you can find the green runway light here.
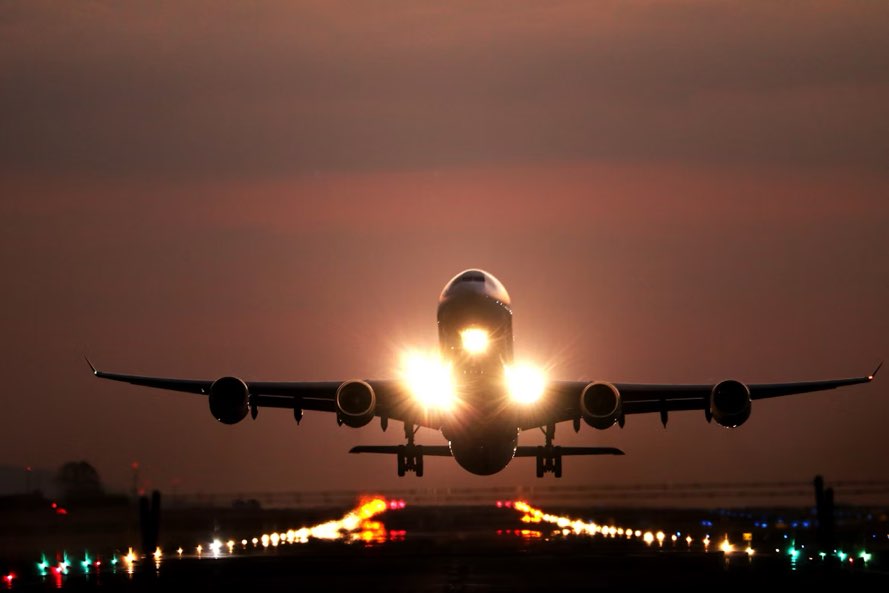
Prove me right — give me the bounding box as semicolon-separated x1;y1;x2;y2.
837;550;848;562
37;554;49;576
786;545;800;561
859;550;872;564
81;552;92;572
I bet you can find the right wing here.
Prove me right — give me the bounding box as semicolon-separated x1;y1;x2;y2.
516;364;880;430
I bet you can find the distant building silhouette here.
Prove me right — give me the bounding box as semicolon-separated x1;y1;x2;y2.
55;460;104;501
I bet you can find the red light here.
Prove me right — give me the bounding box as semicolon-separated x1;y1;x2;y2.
51;502;57;509
398;500;406;509
505;501;513;508
56;508;68;515
389;501;398;510
496;501;503;508
3;573;14;583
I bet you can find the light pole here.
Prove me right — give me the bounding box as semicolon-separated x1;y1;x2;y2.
131;461;140;498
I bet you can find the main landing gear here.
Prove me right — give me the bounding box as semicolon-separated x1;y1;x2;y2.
535;423;562;478
397;423;424;477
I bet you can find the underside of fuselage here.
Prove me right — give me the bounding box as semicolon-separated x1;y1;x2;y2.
448;433;519;475
437;269;518;475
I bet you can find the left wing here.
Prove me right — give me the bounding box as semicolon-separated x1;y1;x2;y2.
519;363;881;430
87;358;434;428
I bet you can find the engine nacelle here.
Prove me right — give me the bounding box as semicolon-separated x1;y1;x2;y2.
580;382;623;429
335;380;376;428
710;379;751;428
208;376;249;425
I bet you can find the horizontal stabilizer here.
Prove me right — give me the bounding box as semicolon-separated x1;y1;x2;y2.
514;446;624;457
349;445;453;456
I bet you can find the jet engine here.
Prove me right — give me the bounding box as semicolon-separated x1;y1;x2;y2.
580;382;623;429
710;379;751;428
208;376;249;424
335;380;376;428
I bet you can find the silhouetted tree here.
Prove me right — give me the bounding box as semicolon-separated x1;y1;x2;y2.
55;460;104;500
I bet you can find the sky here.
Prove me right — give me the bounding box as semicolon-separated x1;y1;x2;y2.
1;1;888;497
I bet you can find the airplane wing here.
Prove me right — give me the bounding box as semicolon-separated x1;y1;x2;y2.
519;363;881;430
89;357;879;432
86;358;433;428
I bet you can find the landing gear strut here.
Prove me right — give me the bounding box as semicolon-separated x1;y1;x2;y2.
535;423;562;478
396;423;424;477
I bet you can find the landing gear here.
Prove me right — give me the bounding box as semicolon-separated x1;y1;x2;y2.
396;423;424;477
535;423;563;478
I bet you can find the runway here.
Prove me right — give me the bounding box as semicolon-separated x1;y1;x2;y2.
3;498;887;591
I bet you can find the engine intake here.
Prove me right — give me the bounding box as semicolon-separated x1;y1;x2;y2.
710;379;751;428
580;382;622;429
209;376;249;424
336;380;376;428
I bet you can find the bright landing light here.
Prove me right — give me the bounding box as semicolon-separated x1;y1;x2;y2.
400;351;456;410
460;328;489;355
505;363;547;404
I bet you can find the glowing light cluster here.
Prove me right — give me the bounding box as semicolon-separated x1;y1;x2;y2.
783;545;869;566
508;501;753;556
497;529;543;539
460;328;490;355
504;363;547;404
399;350;456;410
253;496;396;548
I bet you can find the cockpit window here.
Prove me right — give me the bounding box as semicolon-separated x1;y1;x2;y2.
440;269;511;306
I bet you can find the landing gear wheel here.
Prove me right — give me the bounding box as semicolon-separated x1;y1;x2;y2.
395;433;425;477
535;446;545;478
396;445;406;477
415;445;424;477
554;447;563;478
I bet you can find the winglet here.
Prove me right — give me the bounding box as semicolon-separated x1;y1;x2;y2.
869;361;883;381
84;355;97;375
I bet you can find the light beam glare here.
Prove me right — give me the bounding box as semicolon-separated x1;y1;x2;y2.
399;350;456;410
504;363;547;404
460;328;489;355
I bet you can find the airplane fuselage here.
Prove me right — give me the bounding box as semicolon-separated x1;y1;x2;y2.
436;269;519;475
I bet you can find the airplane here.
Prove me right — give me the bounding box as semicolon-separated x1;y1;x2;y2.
88;269;881;478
